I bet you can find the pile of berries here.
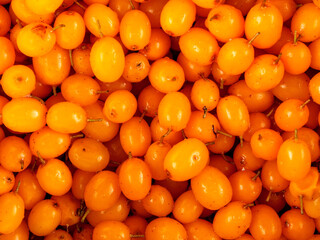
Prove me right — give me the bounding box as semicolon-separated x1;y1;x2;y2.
0;0;320;239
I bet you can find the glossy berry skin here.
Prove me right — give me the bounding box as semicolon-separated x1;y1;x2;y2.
217;95;250;137
164;138;209;181
191;166;232;210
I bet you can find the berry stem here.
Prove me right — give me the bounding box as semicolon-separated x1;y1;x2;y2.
74;0;87;10
205;141;215;146
81;208;91;223
69;49;74;68
130;234;145;238
128;0;135;9
160;128;172;143
248;32;260;45
300;99;310;109
203;106;208;119
15;180;21;193
87;118;103;122
294;129;298;141
220;79;224;89
251;171;261;181
37;151;46;165
52;86;57;96
243;203;255;208
51;24;65;32
71;133;84;139
266;191;272;202
273;53;282;65
96;19;104;38
300;195;304;215
216;130;233;138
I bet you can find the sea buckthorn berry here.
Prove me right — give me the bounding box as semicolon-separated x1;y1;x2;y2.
280;208;315;240
291;3;320;43
191;166;233;210
17;22;56;57
36;158;72;196
184;111;221;143
139;28;171;61
229;170;262;204
103;89;137;124
46;101;87;134
11;0;55;25
137;85;165;118
157;91;191;132
0;37;15;75
0;166;15;195
250;129;283;161
25;0;63;15
53;10;86;50
216;37;256;76
282;127;320;163
309;38;320;70
191;78;220;112
213;201;252;239
185;218;222;240
14;169;46;211
119;117;151;157
277;134;311;181
244;54;284;92
68;137;110;172
272;72;310;102
179;28;220;66
28;199;61;237
160;0;196;37
33;44;71;87
60;74;100;107
90;36;125;83
217;95;250;137
148;57;185;93
245;2;283;49
84;3;119;38
280;33;312;75
44;229;73;240
142;185;174;217
145;217;187;240
119;157;152;201
0;136;32;172
122;53;150;83
205;4;245;43
1;65;35;98
309;72;320;105
120;9;151;51
84;170;121;211
72;43;94;77
164;138;209;181
249;204;282;240
274;98;309;132
261;160;290;193
172;190;204;224
233;141;265;171
2;97;47;133
0;5;11;37
0;189;25;235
